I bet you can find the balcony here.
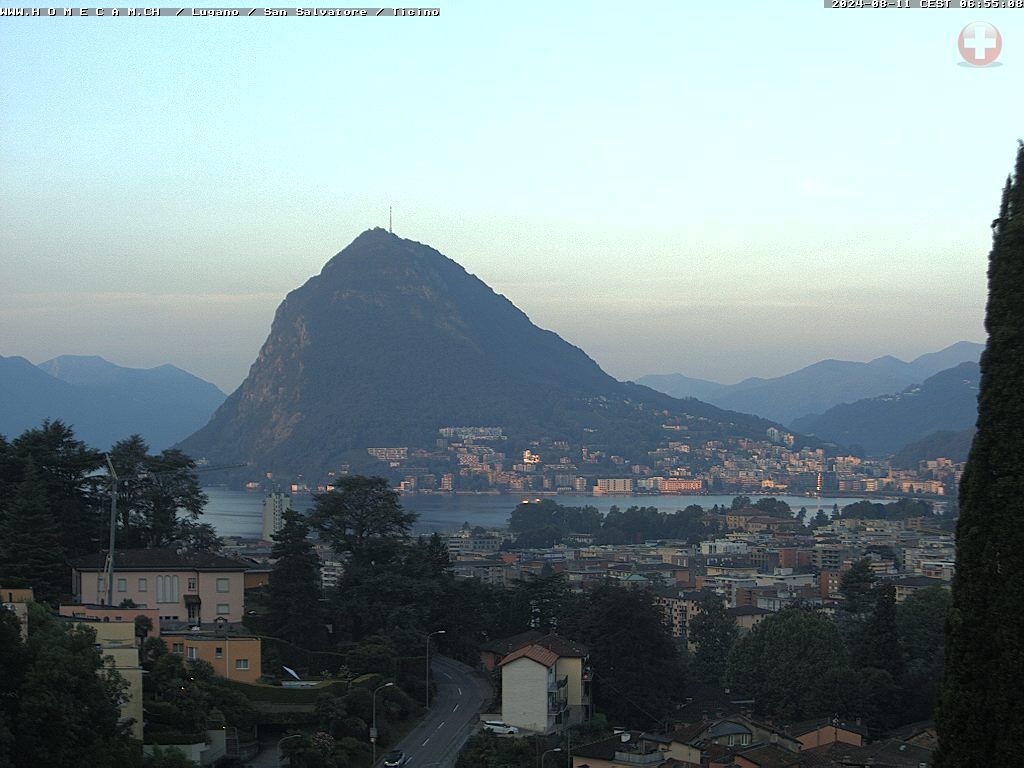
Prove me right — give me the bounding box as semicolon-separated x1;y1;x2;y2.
612;750;664;765
548;674;568;693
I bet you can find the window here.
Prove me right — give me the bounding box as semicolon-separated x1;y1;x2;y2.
187;577;197;591
216;578;230;593
215;647;223;658
138;578;147;592
156;575;180;604
172;643;184;654
216;604;230;615
187;647;198;660
117;578;127;593
235;659;249;670
740;734;751;746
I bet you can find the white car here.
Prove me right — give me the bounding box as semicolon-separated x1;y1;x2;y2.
482;720;520;735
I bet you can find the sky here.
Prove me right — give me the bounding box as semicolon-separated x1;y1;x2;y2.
1;2;1021;393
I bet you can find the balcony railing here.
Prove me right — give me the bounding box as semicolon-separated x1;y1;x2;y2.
612;750;664;765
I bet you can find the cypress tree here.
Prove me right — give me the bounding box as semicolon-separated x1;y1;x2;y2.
936;142;1024;765
265;509;325;650
0;460;66;604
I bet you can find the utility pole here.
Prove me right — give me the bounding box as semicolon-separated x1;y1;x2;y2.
103;455;119;606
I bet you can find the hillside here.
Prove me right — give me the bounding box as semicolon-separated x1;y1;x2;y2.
638;341;983;425
179;229;792;477
791;362;980;456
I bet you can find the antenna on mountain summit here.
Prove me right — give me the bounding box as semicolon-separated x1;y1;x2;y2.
389;206;393;233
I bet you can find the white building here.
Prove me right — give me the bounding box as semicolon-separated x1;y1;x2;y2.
498;637;589;734
261;492;293;542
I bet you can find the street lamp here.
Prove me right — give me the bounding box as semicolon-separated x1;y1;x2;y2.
425;629;446;708
539;747;562;768
371;681;394;765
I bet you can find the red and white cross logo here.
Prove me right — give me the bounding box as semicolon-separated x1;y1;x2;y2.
958;22;1001;67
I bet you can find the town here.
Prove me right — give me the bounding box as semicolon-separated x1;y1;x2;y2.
260;425;958;499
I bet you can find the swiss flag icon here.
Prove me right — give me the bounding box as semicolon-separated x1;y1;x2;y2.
959;22;1002;67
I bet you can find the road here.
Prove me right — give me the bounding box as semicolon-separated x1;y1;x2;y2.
388;655;492;768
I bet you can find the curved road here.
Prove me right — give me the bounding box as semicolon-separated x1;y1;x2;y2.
388;655;492;768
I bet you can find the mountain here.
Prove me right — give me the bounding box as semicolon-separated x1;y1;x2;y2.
179;229;791;477
638;341;983;425
633;373;726;401
0;355;225;451
908;341;985;378
890;428;976;468
791;361;980;456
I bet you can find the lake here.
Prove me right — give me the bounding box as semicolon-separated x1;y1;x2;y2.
201;487;871;539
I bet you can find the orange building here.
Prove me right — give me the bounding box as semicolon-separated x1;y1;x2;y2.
162;631;263;683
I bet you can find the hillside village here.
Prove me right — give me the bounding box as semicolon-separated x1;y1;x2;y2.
2;483;954;767
265;425;960;499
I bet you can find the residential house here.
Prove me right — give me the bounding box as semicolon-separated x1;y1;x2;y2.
1;586;32;640
161;627;263;683
65;617;144;740
59;603;162;638
494;633;590;734
71;549;248;624
786;718;866;749
572;731;692;768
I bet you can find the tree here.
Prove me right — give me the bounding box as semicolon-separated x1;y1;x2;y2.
856;583;903;680
0;608;27;768
108;436;209;549
839;559;877;614
937;143;1024;766
5;421;105;561
7;603;142;768
725;607;848;721
898;586;951;723
0;461;66;604
265;509;325;649
577;584;683;728
730;495;752;510
753;497;791;518
311;476;416;563
687;593;738;684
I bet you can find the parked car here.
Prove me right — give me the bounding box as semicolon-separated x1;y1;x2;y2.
382;750;408;767
482;720;520;735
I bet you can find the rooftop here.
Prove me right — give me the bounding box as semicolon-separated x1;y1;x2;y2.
72;548;251;572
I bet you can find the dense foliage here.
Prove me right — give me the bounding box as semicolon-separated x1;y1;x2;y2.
0;603;142;768
509;499;719;548
936;143;1024;765
0;422;215;605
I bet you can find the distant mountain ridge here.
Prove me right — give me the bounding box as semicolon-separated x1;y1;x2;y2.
791;361;981;456
0;354;225;450
179;229;796;477
637;341;983;424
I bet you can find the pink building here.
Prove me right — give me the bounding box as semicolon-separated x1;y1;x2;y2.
71;549;248;624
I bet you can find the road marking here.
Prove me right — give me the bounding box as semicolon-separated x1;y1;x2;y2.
457;687;462;695
453;703;460;711
421;738;430;746
438;671;452;680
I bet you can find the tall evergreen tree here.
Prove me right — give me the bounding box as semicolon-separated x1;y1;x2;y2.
6;421;105;560
936;142;1024;766
0;461;66;604
687;593;738;684
265;509;325;649
856;582;903;681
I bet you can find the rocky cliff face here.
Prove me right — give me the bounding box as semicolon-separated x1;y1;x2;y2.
179;229;780;476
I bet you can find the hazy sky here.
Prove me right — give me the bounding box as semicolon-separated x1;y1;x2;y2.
1;2;1020;393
